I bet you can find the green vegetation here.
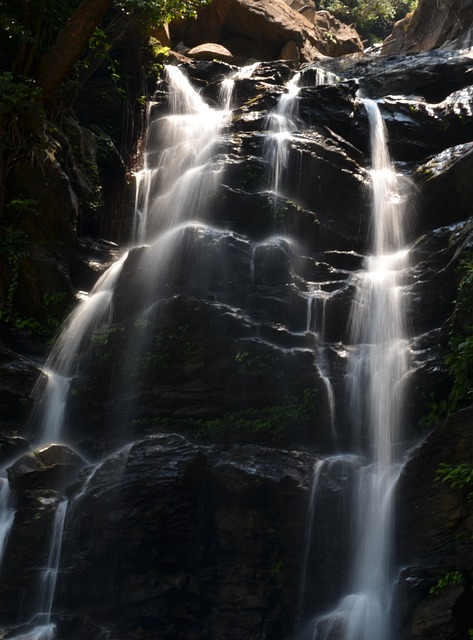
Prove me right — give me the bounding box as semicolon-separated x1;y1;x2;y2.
429;570;465;596
437;463;473;501
133;388;317;442
421;253;473;427
0;0;210;151
1;0;212;343
318;0;418;44
115;0;209;26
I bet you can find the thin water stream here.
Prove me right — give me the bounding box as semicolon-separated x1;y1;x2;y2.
0;477;14;572
301;98;410;640
9;499;68;640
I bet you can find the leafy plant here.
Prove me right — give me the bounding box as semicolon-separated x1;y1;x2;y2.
429;570;464;596
437;463;473;501
115;0;211;25
0;73;44;143
318;0;418;44
420;253;473;427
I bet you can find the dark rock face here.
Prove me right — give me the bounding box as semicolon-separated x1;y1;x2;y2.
394;407;473;640
50;435;314;640
8;444;86;493
0;48;473;640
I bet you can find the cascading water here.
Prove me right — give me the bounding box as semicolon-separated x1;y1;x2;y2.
31;64;233;448
264;71;301;201
30;252;128;446
219;63;259;110
0;57;421;640
133;65;230;245
305;286;336;433
0;476;14;572
0;65;240;636
301;98;410;640
265;67;338;203
11;499;68;640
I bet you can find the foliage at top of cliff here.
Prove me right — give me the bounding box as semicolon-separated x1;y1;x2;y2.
318;0;418;43
0;0;209;78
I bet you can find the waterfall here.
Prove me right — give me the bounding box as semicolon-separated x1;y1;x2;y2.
0;477;14;572
31;64;233;447
30;252;128;446
0;57;423;638
132;65;230;245
301;99;410;640
219;62;259;110
10;499;68;640
264;72;301;201
298;455;361;628
265;67;338;203
305;286;336;433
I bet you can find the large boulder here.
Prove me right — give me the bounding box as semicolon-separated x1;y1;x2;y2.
170;0;363;62
7;444;86;493
311;10;364;57
381;0;473;55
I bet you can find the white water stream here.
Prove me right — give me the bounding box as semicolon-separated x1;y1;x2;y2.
31;252;128;446
264;71;301;201
265;67;338;202
10;499;68;640
301;98;410;640
305;286;336;433
0;477;14;572
219;62;259;110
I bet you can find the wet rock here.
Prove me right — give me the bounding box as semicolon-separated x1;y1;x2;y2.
52;435;314;640
316;49;473;103
405;222;469;333
0;490;64;625
67;293;331;449
0;343;40;429
394;406;473;639
413;143;473;230
350;89;473;162
7;444;87;493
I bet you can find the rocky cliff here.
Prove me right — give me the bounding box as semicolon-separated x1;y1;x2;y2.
381;0;473;55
